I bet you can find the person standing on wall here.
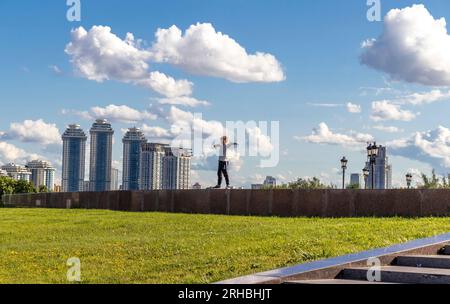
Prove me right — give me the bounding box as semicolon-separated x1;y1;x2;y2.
213;136;238;189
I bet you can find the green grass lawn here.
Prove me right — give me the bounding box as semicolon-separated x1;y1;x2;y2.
1;208;450;284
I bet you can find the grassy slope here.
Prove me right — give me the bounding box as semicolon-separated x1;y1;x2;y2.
1;208;450;284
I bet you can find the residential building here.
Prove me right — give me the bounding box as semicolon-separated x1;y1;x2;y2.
1;163;31;182
62;124;87;192
140;143;167;190
366;145;392;190
386;164;393;189
0;169;7;177
111;168;119;191
263;176;277;188
26;160;56;191
89;119;114;192
122;128;146;190
162;147;191;190
350;173;362;188
251;184;263;190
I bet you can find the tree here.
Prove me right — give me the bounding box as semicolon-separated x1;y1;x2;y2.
38;185;49;193
347;183;361;190
14;180;37;194
0;177;38;206
0;176;15;198
419;170;450;189
277;177;332;190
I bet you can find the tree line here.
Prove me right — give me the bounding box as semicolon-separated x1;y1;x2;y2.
418;170;450;189
0;176;49;204
264;170;450;190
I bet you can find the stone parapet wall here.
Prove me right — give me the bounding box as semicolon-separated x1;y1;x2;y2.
3;189;450;218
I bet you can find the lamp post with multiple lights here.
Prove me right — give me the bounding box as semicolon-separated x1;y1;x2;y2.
363;167;370;190
340;157;348;189
366;142;379;189
406;173;413;189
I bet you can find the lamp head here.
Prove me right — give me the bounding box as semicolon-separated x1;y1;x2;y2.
363;167;370;177
367;143;373;157
372;142;379;156
340;156;348;169
406;173;413;183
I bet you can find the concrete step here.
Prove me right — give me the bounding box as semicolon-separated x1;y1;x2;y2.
285;279;396;285
396;255;450;269
341;266;450;284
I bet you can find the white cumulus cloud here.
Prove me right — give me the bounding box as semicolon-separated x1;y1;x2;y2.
90;104;157;123
371;100;416;122
361;4;450;86
150;23;285;83
389;126;450;169
299;122;374;147
0;141;43;165
346;102;362;113
65;24;285;105
65;26;193;99
140;124;172;140
136;71;193;98
399;89;450;106
1;119;61;145
62;104;157;124
66;26;152;82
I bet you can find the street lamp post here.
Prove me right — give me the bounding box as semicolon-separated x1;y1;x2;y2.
341;157;348;189
366;142;379;189
363;167;370;190
406;173;413;189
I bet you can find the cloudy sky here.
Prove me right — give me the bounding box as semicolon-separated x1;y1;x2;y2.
1;0;450;188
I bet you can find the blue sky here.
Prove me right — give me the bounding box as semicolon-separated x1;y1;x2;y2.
1;0;450;188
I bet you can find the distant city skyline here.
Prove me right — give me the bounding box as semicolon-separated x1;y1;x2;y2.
0;115;416;191
0;137;411;190
1;1;450;189
57;120;192;192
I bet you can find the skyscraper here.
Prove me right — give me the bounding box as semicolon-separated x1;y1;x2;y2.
386;164;393;189
264;176;277;188
366;145;392;189
1;163;31;182
89;119;114;192
350;173;362;188
192;182;202;190
26;160;56;191
122;128;146;190
111;168;119;191
139;143;167;190
162;147;191;190
62;124;87;192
